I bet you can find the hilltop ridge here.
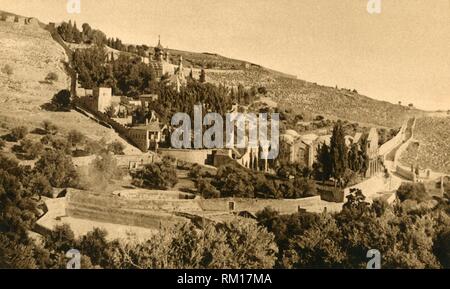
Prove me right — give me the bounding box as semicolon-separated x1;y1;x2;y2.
0;10;423;128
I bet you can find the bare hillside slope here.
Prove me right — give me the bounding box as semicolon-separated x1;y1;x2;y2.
0;20;139;153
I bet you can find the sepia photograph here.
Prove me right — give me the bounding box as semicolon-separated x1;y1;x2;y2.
0;0;449;277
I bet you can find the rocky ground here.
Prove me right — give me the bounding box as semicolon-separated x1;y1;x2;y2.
400;117;450;174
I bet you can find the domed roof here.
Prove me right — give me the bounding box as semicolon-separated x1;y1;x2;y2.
285;129;300;137
300;133;319;143
280;134;295;144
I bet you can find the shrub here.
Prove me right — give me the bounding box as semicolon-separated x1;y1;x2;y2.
29;173;53;197
134;156;178;189
397;183;429;203
107;141;125;155
9;126;28;142
67;130;85;148
196;178;220;199
51;89;72;111
20;139;45;160
0;139;5;150
45;72;59;83
1;64;13;76
42;121;58;135
35;149;79;188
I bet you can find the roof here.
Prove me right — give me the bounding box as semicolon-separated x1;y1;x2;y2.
300;133;319;143
131;122;161;132
285;129;300;138
281;134;295;144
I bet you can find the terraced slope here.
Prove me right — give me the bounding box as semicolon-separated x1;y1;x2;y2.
399;117;450;174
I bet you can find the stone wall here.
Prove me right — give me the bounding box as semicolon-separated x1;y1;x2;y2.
158;148;213;165
198;196;322;214
379;122;407;159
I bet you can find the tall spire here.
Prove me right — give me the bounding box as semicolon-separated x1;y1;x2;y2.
157;35;163;49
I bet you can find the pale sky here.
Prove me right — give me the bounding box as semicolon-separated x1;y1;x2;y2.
1;0;449;110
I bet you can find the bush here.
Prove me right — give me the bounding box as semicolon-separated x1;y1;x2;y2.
29;173;53;197
133;156;178;189
107;141;125;155
9;126;28;142
67;130;85;148
0;139;5;150
45;72;59;83
397;183;429;203
20;139;45;160
196;178;220;198
51;89;72;111
1;65;13;76
42;121;58;135
34;149;79;188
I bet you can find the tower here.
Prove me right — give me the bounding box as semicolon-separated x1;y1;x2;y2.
155;35;164;61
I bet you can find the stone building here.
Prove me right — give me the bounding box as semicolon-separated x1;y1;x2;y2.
279;130;317;168
3;15;15;23
148;36;174;79
169;56;187;93
128;121;164;151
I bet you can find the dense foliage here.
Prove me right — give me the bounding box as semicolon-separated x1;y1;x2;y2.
257;188;450;269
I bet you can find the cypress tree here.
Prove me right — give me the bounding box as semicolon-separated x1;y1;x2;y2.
199;68;206;83
330;121;348;180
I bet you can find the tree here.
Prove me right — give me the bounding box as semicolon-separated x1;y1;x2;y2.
109;221;277;269
28;173;53;197
212;164;255;198
19;138;44;160
134;157;178;189
282;214;345;268
79;228;112;268
397;183;429;203
292;177;317;198
0;155;40;240
330;121;348;182
314;143;332;181
434;229;450;268
34;149;79;188
51;89;72;111
9;126;28;142
196;178;220;199
199;69;206;83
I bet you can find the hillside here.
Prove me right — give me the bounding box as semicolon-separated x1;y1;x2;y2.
400;117;450;174
1;10;423;131
0;16;139;153
206;68;422;128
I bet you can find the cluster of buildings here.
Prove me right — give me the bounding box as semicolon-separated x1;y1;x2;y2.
279;127;381;177
75;38;195;152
